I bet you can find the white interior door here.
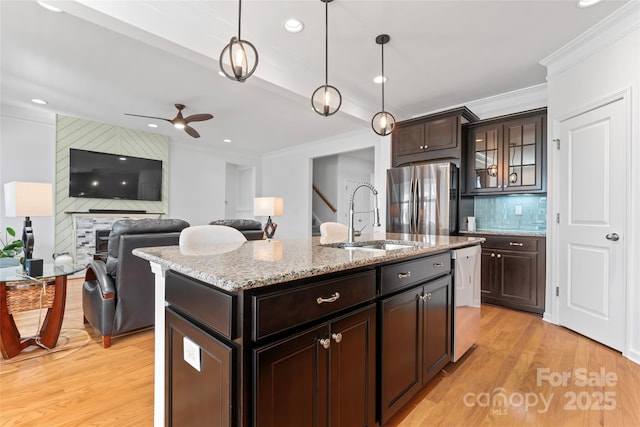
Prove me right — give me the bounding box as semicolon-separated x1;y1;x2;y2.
233;166;256;219
558;97;626;351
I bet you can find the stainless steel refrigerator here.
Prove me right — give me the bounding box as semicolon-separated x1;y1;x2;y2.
386;162;458;235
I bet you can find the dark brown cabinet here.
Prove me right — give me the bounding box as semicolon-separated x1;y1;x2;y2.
477;234;546;315
380;274;452;424
466;108;546;194
163;250;462;427
254;305;376;427
165;307;234;427
392;107;478;166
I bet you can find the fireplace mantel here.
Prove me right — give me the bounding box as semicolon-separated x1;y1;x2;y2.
70;212;164;266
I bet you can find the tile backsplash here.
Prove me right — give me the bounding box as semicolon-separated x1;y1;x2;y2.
473;195;547;232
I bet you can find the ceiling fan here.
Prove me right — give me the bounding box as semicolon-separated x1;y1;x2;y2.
125;104;213;138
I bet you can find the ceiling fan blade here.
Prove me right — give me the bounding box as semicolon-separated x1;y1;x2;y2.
184;125;200;139
184;113;213;123
124;113;172;122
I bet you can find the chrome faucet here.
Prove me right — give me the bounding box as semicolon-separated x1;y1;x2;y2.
348;183;381;243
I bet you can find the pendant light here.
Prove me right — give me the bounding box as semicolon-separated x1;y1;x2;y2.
508;143;518;183
219;0;258;82
311;0;341;116
371;34;395;136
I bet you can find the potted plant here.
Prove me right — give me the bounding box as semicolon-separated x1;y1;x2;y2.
0;227;23;267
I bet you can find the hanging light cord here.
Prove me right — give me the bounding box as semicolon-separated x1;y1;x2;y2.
324;0;329;86
237;0;242;40
381;41;385;111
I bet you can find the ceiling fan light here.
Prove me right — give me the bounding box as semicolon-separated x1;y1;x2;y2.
173;122;186;130
371;111;395;136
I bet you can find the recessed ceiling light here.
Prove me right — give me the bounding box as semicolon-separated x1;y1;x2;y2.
37;2;63;12
223;139;232;143
577;0;602;7
373;76;387;84
147;123;158;128
284;18;304;33
31;98;48;105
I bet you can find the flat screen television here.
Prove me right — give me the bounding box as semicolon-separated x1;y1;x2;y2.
69;149;163;201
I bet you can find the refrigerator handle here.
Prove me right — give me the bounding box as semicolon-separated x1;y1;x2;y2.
409;177;415;234
414;178;420;234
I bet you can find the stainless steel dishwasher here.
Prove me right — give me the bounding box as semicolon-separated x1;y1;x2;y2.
451;245;481;362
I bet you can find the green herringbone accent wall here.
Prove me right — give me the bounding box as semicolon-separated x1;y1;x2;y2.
54;115;169;254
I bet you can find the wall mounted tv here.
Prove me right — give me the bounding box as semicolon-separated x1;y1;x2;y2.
69;149;163;201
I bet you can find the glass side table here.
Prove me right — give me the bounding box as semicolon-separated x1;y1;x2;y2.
0;264;86;359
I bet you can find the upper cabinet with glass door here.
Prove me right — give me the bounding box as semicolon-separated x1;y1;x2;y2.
466;108;546;195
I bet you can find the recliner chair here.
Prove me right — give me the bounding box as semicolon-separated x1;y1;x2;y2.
82;218;189;348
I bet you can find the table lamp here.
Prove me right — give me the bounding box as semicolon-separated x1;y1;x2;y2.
4;182;53;275
254;197;283;240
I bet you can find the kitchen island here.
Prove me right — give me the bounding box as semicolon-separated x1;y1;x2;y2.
134;232;483;427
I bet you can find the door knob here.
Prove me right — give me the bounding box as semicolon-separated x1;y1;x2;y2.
606;233;620;241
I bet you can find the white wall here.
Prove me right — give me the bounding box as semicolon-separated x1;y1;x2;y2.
261;129;390;239
542;2;640;363
0;105;261;256
0;110;56;261
169;142;260;227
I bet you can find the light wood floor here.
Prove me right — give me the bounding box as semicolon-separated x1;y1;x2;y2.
1;278;638;426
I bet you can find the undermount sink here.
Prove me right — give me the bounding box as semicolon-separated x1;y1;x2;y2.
321;240;418;251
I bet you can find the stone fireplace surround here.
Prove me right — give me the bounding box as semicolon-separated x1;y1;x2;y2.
71;212;163;266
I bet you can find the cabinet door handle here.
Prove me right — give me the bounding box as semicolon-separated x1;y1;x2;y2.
497;254;502;258
397;272;411;279
418;294;427;301
319;338;331;349
331;333;342;343
491;253;496;257
317;292;340;304
424;145;429;150
509;242;524;247
433;262;444;269
427;293;432;300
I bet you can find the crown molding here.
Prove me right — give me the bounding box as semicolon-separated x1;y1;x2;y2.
540;1;640;78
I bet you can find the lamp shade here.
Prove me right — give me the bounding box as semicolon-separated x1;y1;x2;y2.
253;197;283;217
4;182;53;217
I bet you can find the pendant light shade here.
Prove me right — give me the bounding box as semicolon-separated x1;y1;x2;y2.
219;0;258;82
371;34;395;136
312;0;341;116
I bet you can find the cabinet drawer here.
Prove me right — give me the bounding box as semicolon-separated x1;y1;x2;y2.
481;235;539;252
380;253;451;295
166;270;236;340
252;270;376;341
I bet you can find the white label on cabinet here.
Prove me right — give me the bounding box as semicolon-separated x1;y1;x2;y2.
183;336;201;372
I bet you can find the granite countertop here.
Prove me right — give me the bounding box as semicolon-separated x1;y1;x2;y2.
459;230;546;237
133;232;484;292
